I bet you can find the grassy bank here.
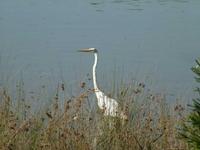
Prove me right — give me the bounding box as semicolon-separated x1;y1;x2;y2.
0;81;188;150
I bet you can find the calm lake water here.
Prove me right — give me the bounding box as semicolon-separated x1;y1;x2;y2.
0;0;200;99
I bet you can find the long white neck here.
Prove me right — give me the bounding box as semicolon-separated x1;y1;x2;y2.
93;52;99;90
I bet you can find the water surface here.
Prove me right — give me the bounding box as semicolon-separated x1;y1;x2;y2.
0;0;200;98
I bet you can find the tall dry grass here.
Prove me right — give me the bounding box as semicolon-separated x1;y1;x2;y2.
0;80;188;150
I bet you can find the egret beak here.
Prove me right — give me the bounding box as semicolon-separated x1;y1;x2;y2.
78;48;93;52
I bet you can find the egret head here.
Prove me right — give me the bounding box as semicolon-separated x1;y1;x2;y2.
78;48;98;53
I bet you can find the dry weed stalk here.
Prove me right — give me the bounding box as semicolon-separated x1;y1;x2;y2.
0;82;188;150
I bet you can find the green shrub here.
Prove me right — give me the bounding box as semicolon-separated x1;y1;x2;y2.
179;59;200;149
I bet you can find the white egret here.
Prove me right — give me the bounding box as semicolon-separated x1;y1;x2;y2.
78;48;126;119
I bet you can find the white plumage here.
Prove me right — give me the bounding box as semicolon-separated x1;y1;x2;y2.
79;48;120;117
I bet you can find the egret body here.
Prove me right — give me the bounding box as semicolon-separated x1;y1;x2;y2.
78;48;125;118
